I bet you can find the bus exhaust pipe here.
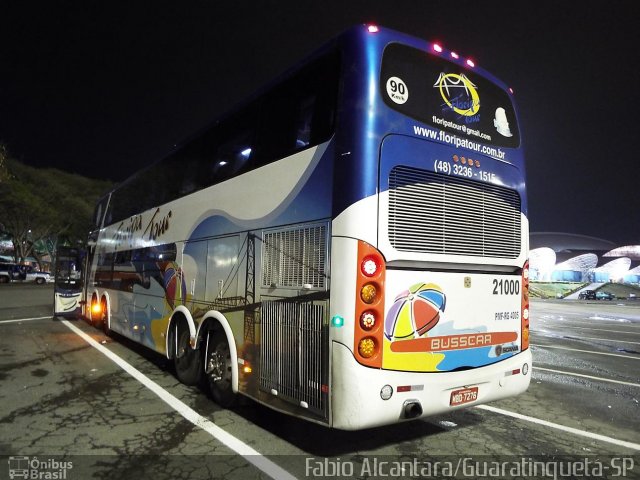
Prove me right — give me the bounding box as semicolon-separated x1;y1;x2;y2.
402;400;423;419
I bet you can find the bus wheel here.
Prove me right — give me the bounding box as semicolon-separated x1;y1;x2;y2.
101;298;111;336
89;294;99;325
205;333;237;407
173;322;202;386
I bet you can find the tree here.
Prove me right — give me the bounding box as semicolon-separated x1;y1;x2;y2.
0;145;112;269
0;144;10;182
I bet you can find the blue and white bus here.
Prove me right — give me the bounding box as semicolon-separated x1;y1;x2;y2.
83;25;530;430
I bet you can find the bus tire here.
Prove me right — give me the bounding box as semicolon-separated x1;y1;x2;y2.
89;294;99;325
205;333;237;408
101;297;112;336
173;321;202;386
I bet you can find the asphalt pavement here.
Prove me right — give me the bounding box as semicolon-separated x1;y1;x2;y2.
1;285;638;480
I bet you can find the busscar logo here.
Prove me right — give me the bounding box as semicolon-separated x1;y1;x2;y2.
434;73;480;117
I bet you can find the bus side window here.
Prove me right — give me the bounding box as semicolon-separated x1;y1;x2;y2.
96;252;114;288
212;130;253;182
295;95;315;150
203;102;257;186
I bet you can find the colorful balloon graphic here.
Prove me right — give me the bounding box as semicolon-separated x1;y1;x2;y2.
385;283;446;341
163;265;187;309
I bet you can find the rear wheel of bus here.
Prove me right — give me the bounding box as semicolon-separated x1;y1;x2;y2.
205;332;237;407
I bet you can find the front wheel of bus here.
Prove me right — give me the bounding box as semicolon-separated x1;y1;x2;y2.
205;334;237;408
173;323;202;386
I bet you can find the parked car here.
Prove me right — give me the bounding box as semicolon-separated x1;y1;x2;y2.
578;290;596;300
595;291;615;301
0;263;25;283
26;270;53;284
0;263;52;284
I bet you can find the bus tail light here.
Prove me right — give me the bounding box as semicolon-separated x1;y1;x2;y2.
361;255;381;277
360;283;379;303
358;337;377;358
354;241;385;367
521;261;530;350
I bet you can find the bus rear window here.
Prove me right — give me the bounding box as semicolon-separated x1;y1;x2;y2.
380;43;520;149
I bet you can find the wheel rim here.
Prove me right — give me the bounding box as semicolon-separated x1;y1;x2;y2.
207;339;231;385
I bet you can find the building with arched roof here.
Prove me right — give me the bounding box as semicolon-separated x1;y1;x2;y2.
551;254;598;282
625;265;640;284
530;232;617;252
529;247;556;281
530;233;639;285
604;246;640;261
594;258;632;283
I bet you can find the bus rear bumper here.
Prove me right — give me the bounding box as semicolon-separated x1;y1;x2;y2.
330;341;532;430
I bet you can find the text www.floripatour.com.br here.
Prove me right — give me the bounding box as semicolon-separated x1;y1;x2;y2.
413;125;506;160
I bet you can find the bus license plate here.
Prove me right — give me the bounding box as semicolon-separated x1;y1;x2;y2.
450;387;478;406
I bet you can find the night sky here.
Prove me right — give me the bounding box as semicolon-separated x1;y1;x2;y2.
1;1;638;245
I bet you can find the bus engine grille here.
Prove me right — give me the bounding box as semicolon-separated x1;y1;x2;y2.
259;300;327;417
388;166;522;258
262;224;328;289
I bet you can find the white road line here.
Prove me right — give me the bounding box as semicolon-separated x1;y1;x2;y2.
0;316;51;324
531;344;640;360
534;366;640;388
533;331;640;345
476;405;640;451
559;325;640;336
61;320;297;480
566;336;640;346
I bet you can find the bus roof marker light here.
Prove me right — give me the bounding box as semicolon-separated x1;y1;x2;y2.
466;59;476;68
367;25;379;33
451;51;459;59
433;43;443;53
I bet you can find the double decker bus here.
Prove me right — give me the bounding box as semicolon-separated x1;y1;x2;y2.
83;25;530;430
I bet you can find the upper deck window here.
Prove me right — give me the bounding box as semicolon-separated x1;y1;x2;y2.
380;43;520;149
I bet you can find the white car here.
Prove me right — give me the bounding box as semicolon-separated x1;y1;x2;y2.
26;270;53;284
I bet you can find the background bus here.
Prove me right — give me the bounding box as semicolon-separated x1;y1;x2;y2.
83;25;530;430
53;246;85;318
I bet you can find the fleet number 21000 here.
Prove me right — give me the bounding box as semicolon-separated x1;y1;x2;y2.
492;279;520;295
